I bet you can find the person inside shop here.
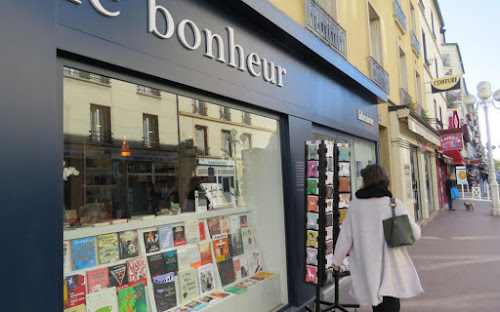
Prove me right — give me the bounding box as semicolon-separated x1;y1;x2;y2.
331;164;423;312
445;174;456;211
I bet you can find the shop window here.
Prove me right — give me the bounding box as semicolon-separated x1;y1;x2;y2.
90;104;112;143
220;106;231;121
193;99;207;115
63;66;288;311
143;113;159;148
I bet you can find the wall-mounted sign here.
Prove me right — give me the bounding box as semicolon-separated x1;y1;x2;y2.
439;134;464;150
65;0;288;87
431;74;462;93
455;166;467;185
357;109;374;125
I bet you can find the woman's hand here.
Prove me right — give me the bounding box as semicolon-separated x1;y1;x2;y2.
332;264;340;271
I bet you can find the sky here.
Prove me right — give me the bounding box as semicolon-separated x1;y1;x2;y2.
439;0;500;159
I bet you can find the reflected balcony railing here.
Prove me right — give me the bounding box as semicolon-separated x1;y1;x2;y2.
89;130;113;143
305;0;347;58
64;67;110;84
368;57;390;93
195;147;210;157
394;0;407;31
143;136;160;148
411;31;421;55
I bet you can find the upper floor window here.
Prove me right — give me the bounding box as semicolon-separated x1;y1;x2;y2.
143;113;159;148
221;130;233;158
220;106;231;121
316;0;338;20
241;133;252;150
137;85;161;97
195;125;209;156
369;5;383;65
90;104;111;143
431;12;435;37
193;99;207;116
442;53;451;67
64;67;110;85
242;112;252;125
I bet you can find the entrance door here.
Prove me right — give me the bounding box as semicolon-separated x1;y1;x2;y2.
410;147;422;220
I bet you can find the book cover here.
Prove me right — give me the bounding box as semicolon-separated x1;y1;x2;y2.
305;265;317;284
339;162;350;177
233;258;242;280
307;195;318;213
253;271;276;279
306;212;319;230
97;233;120;265
188;245;202;268
147;253;166;278
127;258;147;283
307;161;319;178
198;295;218;305
197;263;215;295
185;300;207;311
158;225;174;250
71;237;97;271
177;248;190;272
143;230;160;253
228;231;244;257
179;268;199;304
163;249;178;273
174;225;187;247
306;247;318;266
325;198;333;213
109;263;128;287
212;234;230;262
209;291;230;299
199;221;206;241
250;276;264;282
239;257;249;278
240;227;256;253
87;267;109;293
174;307;194;312
118;230;139;259
207;217;220;237
339;193;351;208
223;286;246;294
198;241;213;266
63;241;71;274
86;287;118;312
249;249;263;274
64;304;86;312
151;272;177;312
239;214;248;228
339;177;351;192
185;219;201;244
306;230;318;248
64;274;86;309
117;283;147;312
234;279;258;289
229;215;240;232
306;178;318;195
217;259;235;286
219;216;230;234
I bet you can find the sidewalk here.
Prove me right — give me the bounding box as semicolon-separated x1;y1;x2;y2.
334;198;500;312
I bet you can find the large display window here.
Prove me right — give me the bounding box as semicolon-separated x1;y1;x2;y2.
62;66;288;311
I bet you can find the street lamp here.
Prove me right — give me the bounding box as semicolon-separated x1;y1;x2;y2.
464;81;500;215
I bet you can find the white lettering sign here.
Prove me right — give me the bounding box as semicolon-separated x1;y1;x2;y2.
357;109;374;125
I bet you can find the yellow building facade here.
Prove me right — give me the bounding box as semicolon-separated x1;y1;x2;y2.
269;0;441;220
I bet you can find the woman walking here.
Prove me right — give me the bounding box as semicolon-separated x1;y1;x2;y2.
445;174;456;211
332;164;422;312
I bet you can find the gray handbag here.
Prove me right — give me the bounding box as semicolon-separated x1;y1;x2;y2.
383;198;415;248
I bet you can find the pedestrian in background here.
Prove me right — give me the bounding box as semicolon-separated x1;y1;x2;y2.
445;174;456;211
332;164;422;312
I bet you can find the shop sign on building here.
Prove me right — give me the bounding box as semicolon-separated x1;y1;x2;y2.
439;134;464;150
455;166;467;185
357;109;374;125
431;74;462;93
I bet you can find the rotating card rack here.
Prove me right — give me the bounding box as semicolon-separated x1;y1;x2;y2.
304;140;359;312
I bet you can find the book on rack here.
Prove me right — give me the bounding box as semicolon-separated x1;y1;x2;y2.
127;257;147;283
188;245;202;268
163;249;178;274
253;271;276;279
233;258;242;280
108;263;128;287
63;241;71;274
185;219;201;244
185;300;207;311
198;295;219;305
147;253;166;278
198;241;213;266
234;278;258;289
152;272;177;312
64;274;86;309
177;247;190;272
63;304;85;312
207;217;221;237
240;214;248;228
212;234;230;262
71;237;96;271
229;215;240;232
223;286;246;294
219;216;230;234
239;256;249;279
117;283;147;312
209;291;231;299
197;263;215;295
228;231;244;257
118;230;139;259
158;225;174;250
86;287;118;312
199;221;206;241
86;267;109;294
97;233;120;264
143;230;160;253
249;249;263;274
174;225;187;247
217;259;235;286
240;227;256;252
179;267;199;304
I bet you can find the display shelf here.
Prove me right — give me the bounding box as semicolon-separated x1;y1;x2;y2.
64;206;251;241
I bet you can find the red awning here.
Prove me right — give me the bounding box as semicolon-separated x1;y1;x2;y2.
443;150;466;166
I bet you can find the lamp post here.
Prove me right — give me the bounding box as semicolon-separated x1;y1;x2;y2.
464;81;500;215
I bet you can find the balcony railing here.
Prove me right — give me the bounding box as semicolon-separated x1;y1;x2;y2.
394;1;407;31
143;136;160;148
368;57;390;93
137;85;161;97
411;31;420;55
305;0;347;58
400;88;412;105
64;67;111;84
89;130;112;144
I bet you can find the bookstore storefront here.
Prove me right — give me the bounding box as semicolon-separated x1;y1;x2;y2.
1;1;386;311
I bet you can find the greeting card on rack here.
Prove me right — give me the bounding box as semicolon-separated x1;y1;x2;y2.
87;267;109;294
199;221;206;241
63;241;71;274
118;230;139;259
97;233;119;265
327;158;334;172
158;225;174;250
326;213;333;227
307;178;319;195
307;195;319;212
64;304;85;312
326;171;334;185
143;230;160;253
325;199;333;213
325;253;333;269
306;230;318;248
339;208;348;224
306;212;319;230
338;177;351;193
338;162;350;177
71;237;96;271
338;146;350;161
239;256;249;279
339;194;351;208
324;268;334;285
326;226;333;241
307;142;319;160
305;265;317;284
326;185;334;199
152;272;177;311
306;247;318;266
325;240;333;254
240;214;249;228
307;161;319;178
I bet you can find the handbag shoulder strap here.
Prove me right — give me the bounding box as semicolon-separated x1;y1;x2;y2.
389;197;397;217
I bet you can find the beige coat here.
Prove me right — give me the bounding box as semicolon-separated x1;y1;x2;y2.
332;197;423;306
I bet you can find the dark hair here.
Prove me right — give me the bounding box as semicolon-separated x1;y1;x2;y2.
360;164;390;188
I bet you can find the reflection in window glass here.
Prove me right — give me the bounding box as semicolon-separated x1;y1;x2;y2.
63;67;288;310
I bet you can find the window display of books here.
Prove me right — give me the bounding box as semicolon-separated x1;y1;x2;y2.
63;212;277;312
